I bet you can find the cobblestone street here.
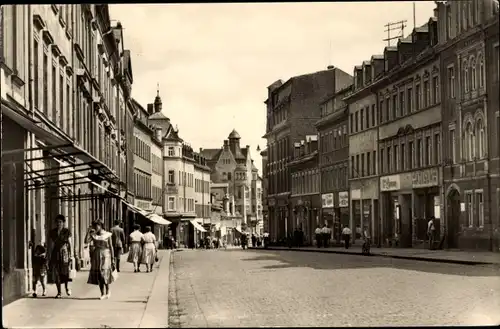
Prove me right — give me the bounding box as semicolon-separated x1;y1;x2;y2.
168;249;500;327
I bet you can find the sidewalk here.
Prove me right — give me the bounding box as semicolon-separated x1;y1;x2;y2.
250;245;500;266
3;250;171;329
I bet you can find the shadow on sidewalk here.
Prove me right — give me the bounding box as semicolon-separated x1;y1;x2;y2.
241;250;500;277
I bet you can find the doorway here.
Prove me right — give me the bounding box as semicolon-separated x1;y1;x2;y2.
446;188;460;249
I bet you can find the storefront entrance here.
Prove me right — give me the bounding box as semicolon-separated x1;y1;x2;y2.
446;188;460;249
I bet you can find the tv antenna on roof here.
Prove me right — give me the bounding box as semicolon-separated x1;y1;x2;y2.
383;20;407;47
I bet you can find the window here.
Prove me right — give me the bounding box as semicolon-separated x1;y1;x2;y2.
450;129;456;163
393;94;398;118
59;72;64;131
168;146;174;156
394;145;399;171
350;113;354;133
399;91;404;117
426;136;432;166
401;143;406;170
355;111;359;132
446;5;452;39
409;141;414;169
434;134;441;164
387;146;392;173
463;60;469;92
52;64;57;124
365;106;370;129
361;153;365;176
168;170;175;184
371;105;376;127
478;54;484;88
360;109;364;131
416;139;422;167
351;156;355;177
43;51;48;116
34;38;39;109
67;83;71;137
470;57;476;90
380;149;384;174
432;76;439;104
386;97;390;121
424;80;430;108
448;66;456;98
415;83;421;110
372;151;376;174
355;154;360;177
465;122;474;161
366;152;371;176
476;191;484;227
407;88;412;114
476;119;485;159
466;192;473;227
168;197;175;211
379;100;384;122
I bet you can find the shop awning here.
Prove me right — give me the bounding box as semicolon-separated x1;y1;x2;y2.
2;99;118;184
190;219;207;232
146;213;171;226
234;226;243;234
122;201;148;216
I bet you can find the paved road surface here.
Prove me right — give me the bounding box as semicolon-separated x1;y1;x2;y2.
168;249;500;327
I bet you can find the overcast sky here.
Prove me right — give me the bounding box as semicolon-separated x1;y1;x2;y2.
109;1;437;172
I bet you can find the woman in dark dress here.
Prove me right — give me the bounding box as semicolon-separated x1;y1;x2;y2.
48;214;72;298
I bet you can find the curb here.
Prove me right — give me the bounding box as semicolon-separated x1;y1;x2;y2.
249;247;498;266
139;250;171;328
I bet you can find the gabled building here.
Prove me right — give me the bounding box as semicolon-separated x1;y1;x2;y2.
200;129;259;233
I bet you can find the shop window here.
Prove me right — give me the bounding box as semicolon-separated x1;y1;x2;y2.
466;192;473;227
476;191;484;228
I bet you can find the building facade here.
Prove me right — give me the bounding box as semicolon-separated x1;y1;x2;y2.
316;84;352;243
260;147;269;233
263;67;352;242
344;58;383;245
1;4;136;302
289;135;320;244
436;0;499;251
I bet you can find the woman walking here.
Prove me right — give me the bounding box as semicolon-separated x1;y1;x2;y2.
48;214;72;298
127;224;143;272
85;219;115;300
140;226;157;273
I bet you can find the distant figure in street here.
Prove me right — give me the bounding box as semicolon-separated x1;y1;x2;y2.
140;226;157;273
298;227;304;247
110;220;125;272
427;216;436;250
251;234;256;248
32;244;48;297
48;214;73;298
342;225;352;249
127;224;143;272
85;219;115;300
315;226;322;248
321;224;329;248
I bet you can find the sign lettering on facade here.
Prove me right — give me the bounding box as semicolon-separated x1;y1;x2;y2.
321;193;334;208
338;191;349;208
380;175;401;192
412;168;438;188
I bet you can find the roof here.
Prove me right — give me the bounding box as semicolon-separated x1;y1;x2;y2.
371;54;384;60
164;125;182;141
228;129;241;139
148;111;169;120
200;148;222;160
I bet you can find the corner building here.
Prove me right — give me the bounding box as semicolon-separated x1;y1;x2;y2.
436;0;499;251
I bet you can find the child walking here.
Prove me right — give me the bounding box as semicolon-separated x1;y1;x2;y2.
32;244;48;297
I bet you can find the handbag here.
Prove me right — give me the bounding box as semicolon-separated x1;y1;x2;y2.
69;268;77;279
155;255;159;263
111;269;119;281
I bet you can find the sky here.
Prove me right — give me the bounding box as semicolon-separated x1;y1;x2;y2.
109;1;437;173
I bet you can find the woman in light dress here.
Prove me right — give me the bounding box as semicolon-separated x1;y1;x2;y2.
127;224;143;272
140;226;157;273
85;219;115;300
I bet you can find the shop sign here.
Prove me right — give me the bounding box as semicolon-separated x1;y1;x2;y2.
321;193;334;208
338;191;349;208
380;175;400;192
412;168;438;188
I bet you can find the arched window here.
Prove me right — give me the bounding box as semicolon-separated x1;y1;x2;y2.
478;54;485;88
463;60;469;92
465;122;474;161
476;119;485;159
470;57;476;90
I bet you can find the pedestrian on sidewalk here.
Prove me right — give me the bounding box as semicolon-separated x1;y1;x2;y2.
48;214;73;298
314;225;322;248
298;227;304;247
127;224;144;272
140;226;157;273
110;220;125;272
32;244;48;297
427;216;436;250
342;225;352;249
85;219;115;300
321;224;329;248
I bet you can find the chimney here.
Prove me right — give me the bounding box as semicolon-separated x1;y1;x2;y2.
327;65;335;70
223;140;229;150
433;7;438;18
199;147;203;153
147;103;154;115
155;127;162;140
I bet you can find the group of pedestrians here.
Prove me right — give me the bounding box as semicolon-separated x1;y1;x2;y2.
314;224;332;248
31;215;158;300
